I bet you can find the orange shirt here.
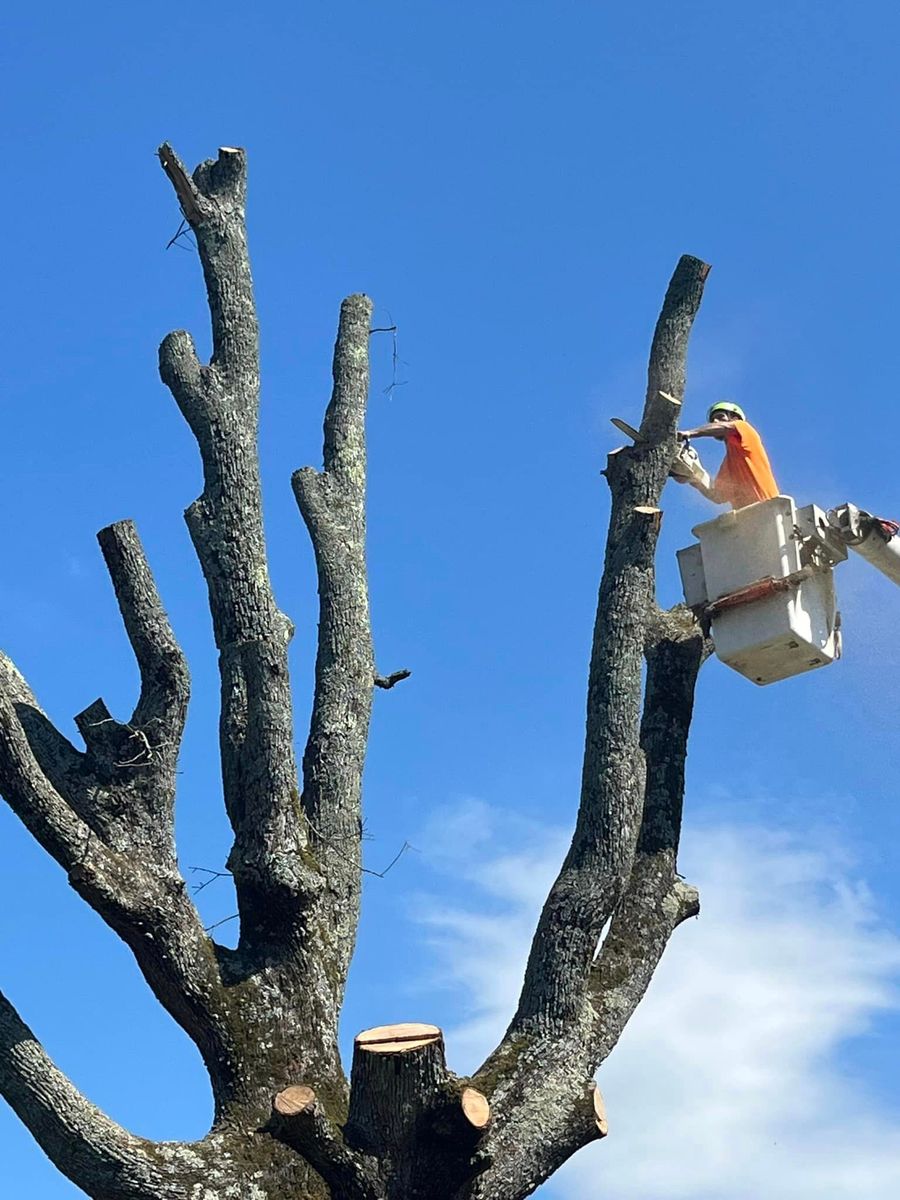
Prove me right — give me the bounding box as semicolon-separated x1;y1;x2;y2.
713;420;779;509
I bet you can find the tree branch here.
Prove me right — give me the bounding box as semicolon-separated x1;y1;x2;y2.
97;518;189;768
510;255;710;1031
640;256;711;443
374;668;410;690
0;988;164;1200
271;1086;384;1200
0;675;93;869
0;652;84;794
157;142;206;226
0;986;311;1200
157;143;316;950
467;256;710;1200
589;609;708;1061
0;649;239;1108
468;1056;607;1200
292;293;376;996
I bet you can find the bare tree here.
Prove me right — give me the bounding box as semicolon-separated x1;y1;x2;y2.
0;144;710;1200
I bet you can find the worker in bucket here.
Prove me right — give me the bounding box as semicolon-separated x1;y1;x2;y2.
677;402;780;510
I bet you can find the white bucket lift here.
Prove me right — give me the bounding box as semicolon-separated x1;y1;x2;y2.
678;497;900;685
677;496;845;686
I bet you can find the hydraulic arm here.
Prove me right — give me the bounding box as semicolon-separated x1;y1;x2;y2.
827;504;900;587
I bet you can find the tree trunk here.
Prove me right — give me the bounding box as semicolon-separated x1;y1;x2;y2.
0;144;710;1200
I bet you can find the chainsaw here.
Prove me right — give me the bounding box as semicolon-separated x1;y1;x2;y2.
610;396;711;490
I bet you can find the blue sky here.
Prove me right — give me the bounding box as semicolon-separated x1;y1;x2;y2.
2;3;900;1196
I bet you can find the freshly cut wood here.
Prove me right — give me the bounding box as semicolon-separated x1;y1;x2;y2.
273;1085;316;1116
460;1087;491;1130
592;1084;608;1138
355;1022;442;1054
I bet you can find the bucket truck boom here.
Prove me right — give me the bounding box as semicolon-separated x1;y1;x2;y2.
827;504;900;586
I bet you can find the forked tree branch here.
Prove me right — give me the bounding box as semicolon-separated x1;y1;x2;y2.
292;293;376;997
589;608;708;1062
511;255;710;1032
157;143;317;951
469;256;710;1200
1;565;237;1107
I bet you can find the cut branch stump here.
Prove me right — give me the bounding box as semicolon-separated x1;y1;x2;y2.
346;1023;491;1199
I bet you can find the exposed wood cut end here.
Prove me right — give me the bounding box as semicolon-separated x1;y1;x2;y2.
633;506;662;515
273;1085;317;1117
592;1084;608;1138
219;146;242;154
658;389;682;407
356;1022;443;1054
461;1087;491;1130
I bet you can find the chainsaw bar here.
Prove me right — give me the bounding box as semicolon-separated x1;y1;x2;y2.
610;417;643;442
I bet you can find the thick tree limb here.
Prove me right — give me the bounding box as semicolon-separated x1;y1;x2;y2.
467;258;710;1200
0;987;326;1200
470;1045;608;1200
589;609;708;1061
640;256;711;443
0;649;238;1106
471;610;704;1200
0;678;93;869
0;989;163;1200
271;1086;384;1200
511;255;710;1031
292;293;376;996
0;652;83;794
158;143;254;371
474;613;706;1198
97;519;189;743
157;143;315;948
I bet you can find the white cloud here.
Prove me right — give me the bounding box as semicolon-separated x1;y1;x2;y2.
415;802;900;1200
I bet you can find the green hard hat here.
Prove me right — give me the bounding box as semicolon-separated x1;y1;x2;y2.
708;401;746;421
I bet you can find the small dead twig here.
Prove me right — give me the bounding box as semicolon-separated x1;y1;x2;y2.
190;867;233;895
84;714;169;768
114;726;171;768
304;811;413;878
370;312;407;398
165;218;197;252
374;668;411;690
205;913;238;934
364;840;415;879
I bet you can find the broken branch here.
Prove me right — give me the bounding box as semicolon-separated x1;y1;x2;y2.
374;668;411;690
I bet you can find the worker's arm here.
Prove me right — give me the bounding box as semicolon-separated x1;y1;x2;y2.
678;421;735;440
690;478;724;502
671;471;723;502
